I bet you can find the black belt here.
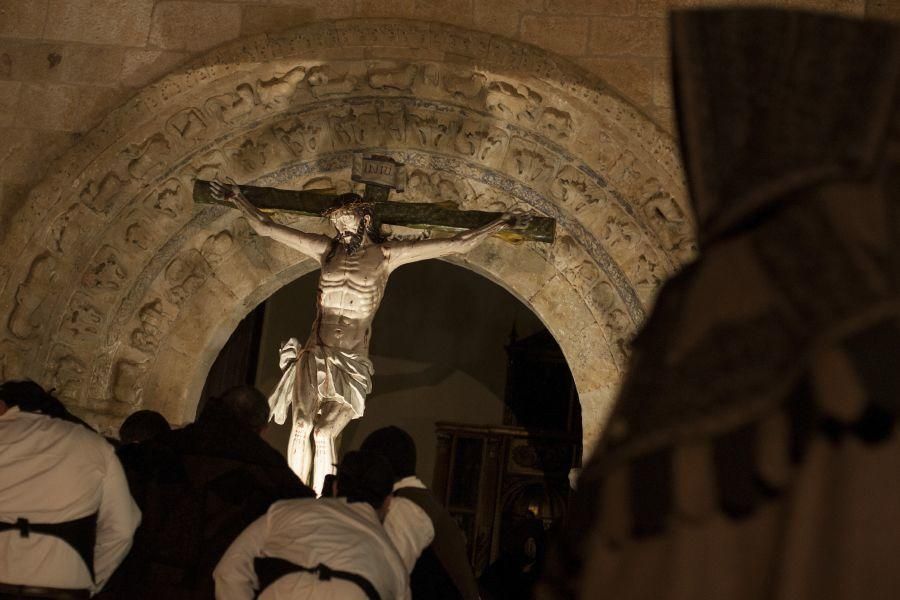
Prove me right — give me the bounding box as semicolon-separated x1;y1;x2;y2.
254;556;381;600
0;514;97;581
0;582;89;600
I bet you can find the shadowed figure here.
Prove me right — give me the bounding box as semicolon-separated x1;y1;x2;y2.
540;9;900;600
99;386;312;600
0;381;141;598
119;409;171;444
361;426;480;600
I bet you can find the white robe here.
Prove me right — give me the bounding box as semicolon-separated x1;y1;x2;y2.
0;407;141;593
383;476;435;573
214;497;410;600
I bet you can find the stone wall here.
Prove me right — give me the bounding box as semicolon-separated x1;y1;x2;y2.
0;19;692;457
0;2;895;455
1;0;893;231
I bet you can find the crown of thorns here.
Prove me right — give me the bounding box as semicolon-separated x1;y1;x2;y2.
322;193;376;218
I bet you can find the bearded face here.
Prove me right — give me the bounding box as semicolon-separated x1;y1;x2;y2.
330;211;368;254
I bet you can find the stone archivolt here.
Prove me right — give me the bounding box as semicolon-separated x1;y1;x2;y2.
0;20;694;451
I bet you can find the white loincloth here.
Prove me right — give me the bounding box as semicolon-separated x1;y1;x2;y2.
269;339;374;426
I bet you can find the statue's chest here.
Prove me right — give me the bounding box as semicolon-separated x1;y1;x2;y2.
320;247;388;289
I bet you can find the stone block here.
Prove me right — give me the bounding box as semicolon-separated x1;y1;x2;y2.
0;80;20;126
121;49;188;88
0;41;121;85
241;2;353;36
44;0;154;46
410;0;475;29
0;182;29;243
140;343;193;420
636;0;860;18
356;0;416;18
462;241;558;304
16;82;119;132
49;45;126;85
472;0;541;38
0;41;50;81
521;15;590;57
547;0;636;16
636;0;706;18
650;106;675;133
0;127;75;184
794;0;864;16
149;2;242;52
868;0;900;20
635;0;664;17
651;58;672;107
589;17;666;57
0;0;48;39
580;57;653;106
578;386;619;457
570;321;620;381
529;273;601;357
164;275;237;358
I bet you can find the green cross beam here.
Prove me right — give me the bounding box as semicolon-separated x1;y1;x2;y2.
192;155;556;244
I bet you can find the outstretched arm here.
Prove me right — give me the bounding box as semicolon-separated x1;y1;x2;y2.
210;181;331;261
386;213;530;271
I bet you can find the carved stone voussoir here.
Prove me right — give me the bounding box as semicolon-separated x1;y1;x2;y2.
1;19;692;443
145;178;188;220
81;246;129;293
111;358;146;406
164;249;211;307
60;293;105;343
130;299;172;355
48;345;88;404
8;254;57;340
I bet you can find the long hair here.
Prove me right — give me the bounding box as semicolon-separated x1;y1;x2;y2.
323;193;386;259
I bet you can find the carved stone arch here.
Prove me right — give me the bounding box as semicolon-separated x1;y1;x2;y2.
0;19;694;454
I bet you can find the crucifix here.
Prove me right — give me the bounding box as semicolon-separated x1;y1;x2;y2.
195;154;556;494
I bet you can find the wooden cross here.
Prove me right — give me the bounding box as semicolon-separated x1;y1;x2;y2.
192;154;556;244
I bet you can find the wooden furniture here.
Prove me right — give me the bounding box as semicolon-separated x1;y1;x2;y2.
432;423;580;575
431;328;583;574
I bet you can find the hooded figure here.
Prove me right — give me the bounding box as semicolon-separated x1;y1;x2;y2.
541;9;900;600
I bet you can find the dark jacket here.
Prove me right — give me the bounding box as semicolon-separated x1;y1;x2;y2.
99;409;312;599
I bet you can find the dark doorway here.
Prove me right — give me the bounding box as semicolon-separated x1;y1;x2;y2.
196;302;267;417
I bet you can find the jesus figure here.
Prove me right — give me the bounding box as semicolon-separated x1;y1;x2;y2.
210;181;529;494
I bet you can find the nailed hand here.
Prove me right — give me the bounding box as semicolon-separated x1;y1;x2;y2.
502;211;534;230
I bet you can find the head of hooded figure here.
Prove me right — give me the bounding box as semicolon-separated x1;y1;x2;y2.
336;450;395;521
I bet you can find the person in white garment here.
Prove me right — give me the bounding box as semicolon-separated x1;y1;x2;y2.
0;380;141;599
361;427;480;600
214;450;409;600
